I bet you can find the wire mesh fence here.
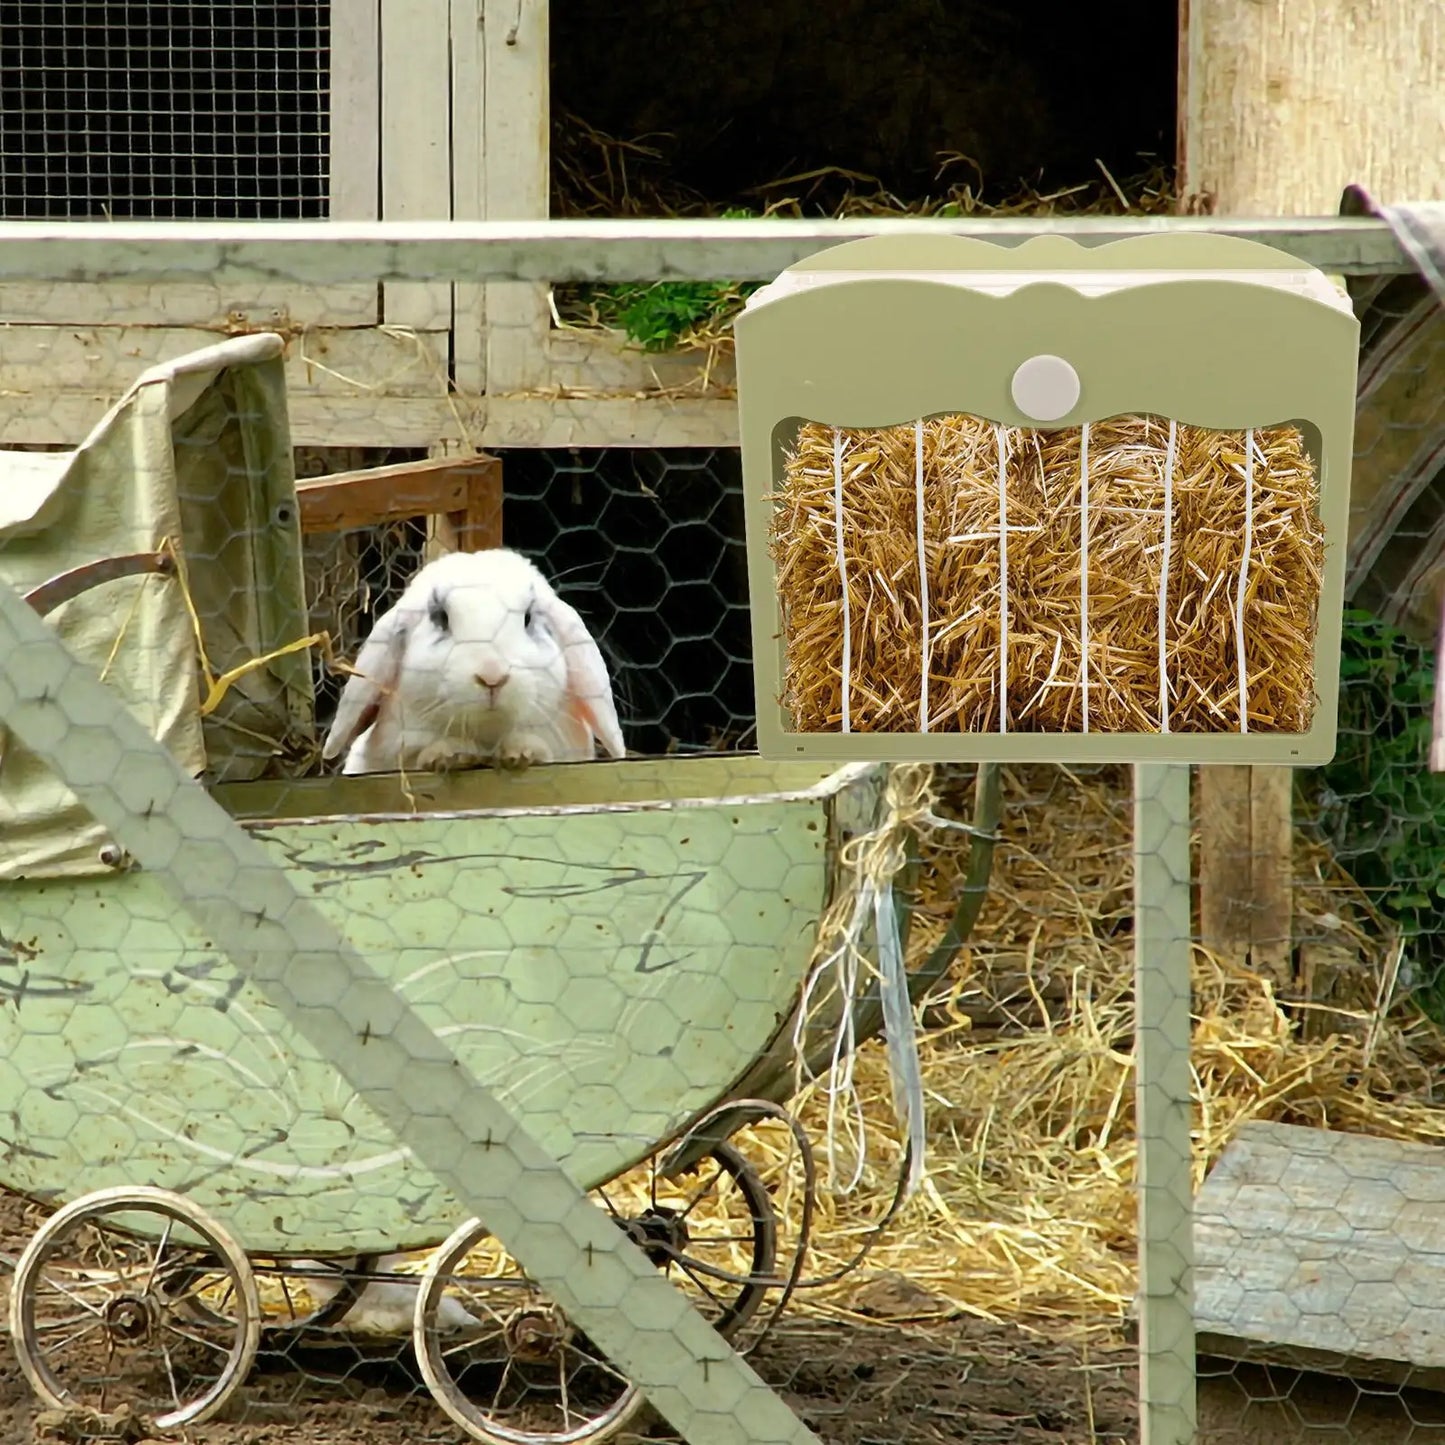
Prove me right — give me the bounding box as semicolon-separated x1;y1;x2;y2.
0;222;1442;1445
0;2;330;222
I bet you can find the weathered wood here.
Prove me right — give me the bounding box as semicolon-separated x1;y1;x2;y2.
0;217;1416;287
380;0;455;329
330;0;382;225
0;282;380;329
1193;1120;1445;1392
451;0;488;393
0;394;479;451
1181;1;1445;215
0;325;449;403
1195;766;1253;955
545;326;737;396
482;0;553;393
1247;766;1295;985
295;454;502;541
1177;0;1445;985
0;388;742;450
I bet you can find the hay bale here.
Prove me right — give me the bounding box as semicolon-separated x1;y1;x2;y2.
771;414;1324;735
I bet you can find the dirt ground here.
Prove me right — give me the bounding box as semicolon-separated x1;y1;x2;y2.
4;1188;1445;1445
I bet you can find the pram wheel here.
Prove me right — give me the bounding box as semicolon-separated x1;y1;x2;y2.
7;1184;261;1431
411;1141;777;1444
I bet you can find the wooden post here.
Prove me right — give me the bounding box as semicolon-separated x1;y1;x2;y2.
1180;0;1445;990
295;455;504;552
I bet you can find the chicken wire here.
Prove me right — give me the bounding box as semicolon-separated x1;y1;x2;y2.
302;446;757;762
0;1;329;221
0;221;1443;1445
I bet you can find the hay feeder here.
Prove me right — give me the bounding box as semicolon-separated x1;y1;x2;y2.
735;232;1360;765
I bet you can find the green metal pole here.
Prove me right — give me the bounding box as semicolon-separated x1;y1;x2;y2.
1133;763;1198;1444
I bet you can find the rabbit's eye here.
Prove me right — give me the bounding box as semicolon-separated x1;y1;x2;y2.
523;604;535;631
428;594;449;633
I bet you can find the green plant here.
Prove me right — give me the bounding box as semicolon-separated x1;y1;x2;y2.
1315;607;1445;1020
578;208;761;352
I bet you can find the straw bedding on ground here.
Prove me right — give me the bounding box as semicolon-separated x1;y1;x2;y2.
734;763;1444;1340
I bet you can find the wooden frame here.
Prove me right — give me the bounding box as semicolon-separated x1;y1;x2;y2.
296;454;504;551
0;0;460;451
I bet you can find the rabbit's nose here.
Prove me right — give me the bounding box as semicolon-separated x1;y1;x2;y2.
474;666;511;693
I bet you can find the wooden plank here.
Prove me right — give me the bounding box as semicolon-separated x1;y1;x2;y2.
330;0;382;224
448;459;504;550
1248;765;1295;986
380;0;454;329
544;326;738;395
451;0;487;393
0;217;1415;288
296;454;501;533
1175;0;1445;984
1193;1120;1445;1391
0;325;450;402
0;390;741;451
1196;765;1254;959
0;282;378;329
482;0;553;392
481;395;738;448
0;394;480;451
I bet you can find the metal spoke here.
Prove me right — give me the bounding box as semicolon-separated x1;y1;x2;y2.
162;1320;237;1357
675;1163;727;1218
143;1218;175;1295
161;1341;181;1412
33;1275;108;1318
37;1318;104;1354
490;1354;518;1415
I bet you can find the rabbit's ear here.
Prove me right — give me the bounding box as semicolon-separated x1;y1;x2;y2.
537;585;626;759
321;603;410;762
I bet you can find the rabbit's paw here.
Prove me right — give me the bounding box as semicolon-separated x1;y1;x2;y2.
498;733;554;770
413;739;487;773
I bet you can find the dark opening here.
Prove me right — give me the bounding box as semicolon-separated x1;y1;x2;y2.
550;0;1178;211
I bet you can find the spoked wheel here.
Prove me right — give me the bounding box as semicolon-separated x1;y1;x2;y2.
7;1185;261;1432
413;1220;645;1445
412;1142;777;1445
598;1140;777;1341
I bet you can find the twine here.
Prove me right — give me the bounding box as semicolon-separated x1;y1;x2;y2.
792;763;937;1201
1235;429;1256;732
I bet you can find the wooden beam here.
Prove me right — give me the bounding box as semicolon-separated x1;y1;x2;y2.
1179;0;1445;988
296;454;503;551
1181;1;1445;215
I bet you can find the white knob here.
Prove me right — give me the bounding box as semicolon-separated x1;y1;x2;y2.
1010;354;1081;422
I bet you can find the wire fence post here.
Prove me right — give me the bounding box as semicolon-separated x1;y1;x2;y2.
1134;762;1198;1444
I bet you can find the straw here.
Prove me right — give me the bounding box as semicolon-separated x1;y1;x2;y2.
771;416;1324;737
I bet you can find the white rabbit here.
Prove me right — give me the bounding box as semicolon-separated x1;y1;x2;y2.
321;548;626;776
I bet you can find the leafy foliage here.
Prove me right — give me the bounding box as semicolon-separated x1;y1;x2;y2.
1316;608;1445;1019
573;209;761;352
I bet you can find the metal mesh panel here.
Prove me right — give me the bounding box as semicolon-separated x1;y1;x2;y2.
1;225;1444;1445
0;1;329;221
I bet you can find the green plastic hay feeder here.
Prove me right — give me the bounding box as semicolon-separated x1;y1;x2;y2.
735;232;1361;766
